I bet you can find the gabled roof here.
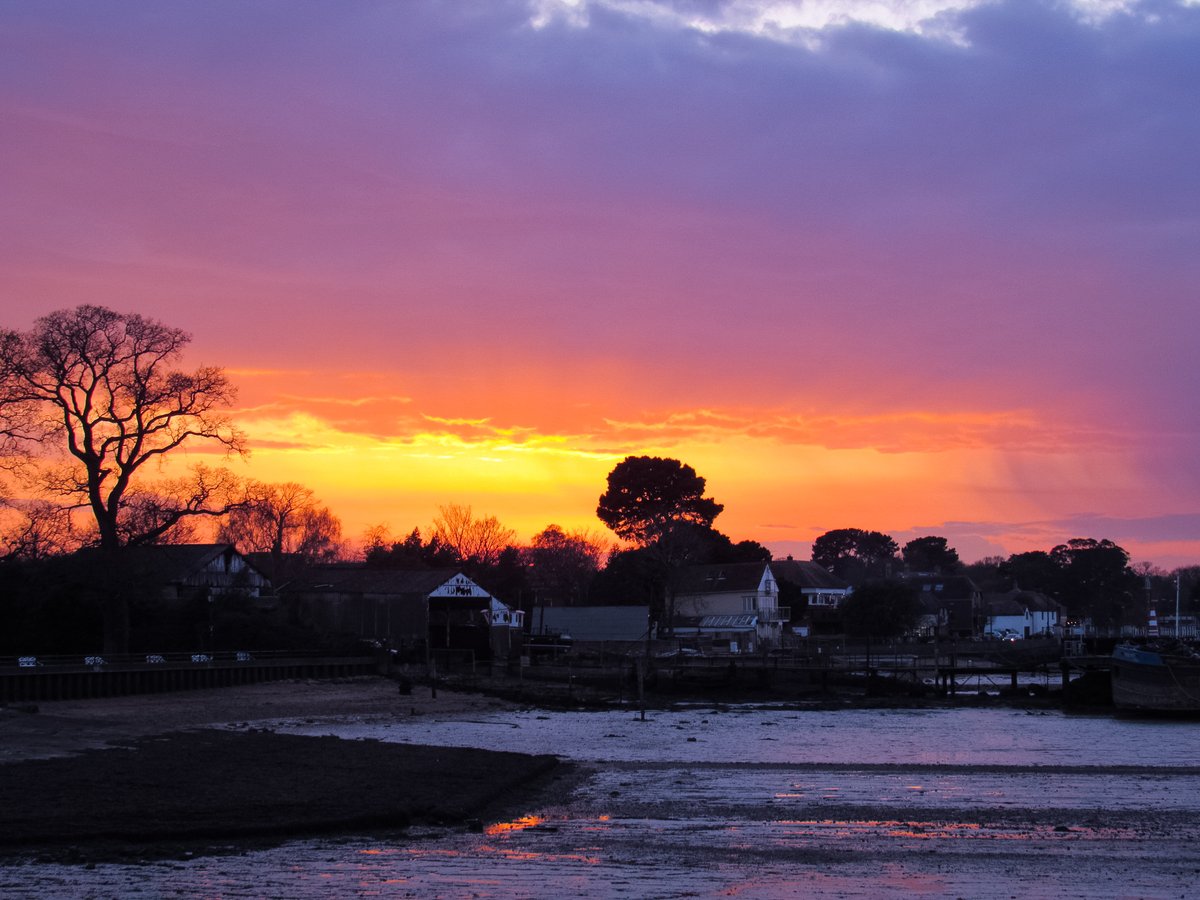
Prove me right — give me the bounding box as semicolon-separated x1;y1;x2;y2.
1012;589;1063;613
70;543;265;584
286;565;470;598
123;543;234;579
982;596;1026;616
770;557;850;590
244;551;308;584
983;589;1064;616
675;562;769;595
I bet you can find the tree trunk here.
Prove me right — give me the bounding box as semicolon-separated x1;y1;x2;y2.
100;547;132;655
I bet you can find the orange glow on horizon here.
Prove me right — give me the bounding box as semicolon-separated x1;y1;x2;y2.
134;363;1200;566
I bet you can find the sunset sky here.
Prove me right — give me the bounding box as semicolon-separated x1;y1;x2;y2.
4;0;1199;566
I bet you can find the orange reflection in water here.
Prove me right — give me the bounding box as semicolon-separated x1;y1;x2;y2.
581;814;613;833
485;815;545;836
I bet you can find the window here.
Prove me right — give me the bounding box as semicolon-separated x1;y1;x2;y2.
743;596;758;611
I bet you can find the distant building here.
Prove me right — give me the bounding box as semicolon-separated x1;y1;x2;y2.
283;566;523;661
530;605;650;643
19;543;275;652
672;562;787;651
903;573;982;638
770;557;853;636
982;589;1064;638
98;543;272;603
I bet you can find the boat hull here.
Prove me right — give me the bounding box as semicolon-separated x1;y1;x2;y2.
1111;643;1200;712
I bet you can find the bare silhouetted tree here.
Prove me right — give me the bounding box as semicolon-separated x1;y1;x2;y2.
431;504;516;566
0;305;246;550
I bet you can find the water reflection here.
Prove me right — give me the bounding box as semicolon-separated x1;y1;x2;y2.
8;707;1200;899
485;814;544;835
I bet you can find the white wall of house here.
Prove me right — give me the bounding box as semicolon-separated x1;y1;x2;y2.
429;573;492;599
985;608;1060;637
802;588;851;608
676;565;786;646
182;547;268;597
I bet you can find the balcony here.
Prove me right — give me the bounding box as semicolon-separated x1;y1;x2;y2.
759;606;790;622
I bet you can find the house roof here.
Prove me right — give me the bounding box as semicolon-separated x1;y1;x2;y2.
122;543;234;579
286;565;467;597
244;551;308;584
983;589;1064;616
984;596;1026;616
903;573;980;599
74;543;264;583
532;606;650;642
770;558;850;590
675;562;769;595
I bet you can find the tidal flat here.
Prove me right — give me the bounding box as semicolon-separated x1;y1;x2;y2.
3;680;1199;898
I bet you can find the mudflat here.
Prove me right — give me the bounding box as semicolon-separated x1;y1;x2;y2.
0;679;563;860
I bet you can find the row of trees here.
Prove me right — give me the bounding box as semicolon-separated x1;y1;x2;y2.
812;527;1200;629
3;305;1196;648
810;529;962;582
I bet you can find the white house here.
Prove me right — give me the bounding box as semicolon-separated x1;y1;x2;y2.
983;589;1064;638
671;562;787;651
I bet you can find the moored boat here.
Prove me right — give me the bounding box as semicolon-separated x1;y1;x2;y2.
1111;641;1200;712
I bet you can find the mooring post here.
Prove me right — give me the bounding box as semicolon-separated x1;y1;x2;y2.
636;657;645;721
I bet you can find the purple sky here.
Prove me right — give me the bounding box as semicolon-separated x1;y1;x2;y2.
3;0;1199;566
